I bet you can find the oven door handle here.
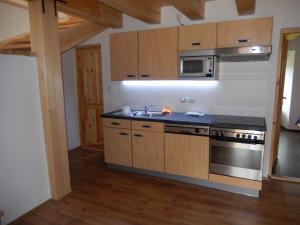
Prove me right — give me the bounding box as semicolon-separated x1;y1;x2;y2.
210;140;264;151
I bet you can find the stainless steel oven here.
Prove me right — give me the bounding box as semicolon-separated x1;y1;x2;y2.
210;127;265;181
178;50;218;80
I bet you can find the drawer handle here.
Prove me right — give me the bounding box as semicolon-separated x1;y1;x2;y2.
119;132;128;136
235;39;250;43
134;134;143;137
127;74;136;78
192;42;201;46
142;125;151;128
111;122;120;125
140;74;150;78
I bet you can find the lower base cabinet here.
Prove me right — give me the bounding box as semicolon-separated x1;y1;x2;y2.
165;133;209;180
103;127;132;167
132;130;164;172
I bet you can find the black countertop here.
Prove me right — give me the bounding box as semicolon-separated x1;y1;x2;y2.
102;110;266;131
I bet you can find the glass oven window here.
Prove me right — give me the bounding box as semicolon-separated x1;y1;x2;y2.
182;60;203;73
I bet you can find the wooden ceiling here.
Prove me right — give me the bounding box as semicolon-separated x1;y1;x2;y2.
0;0;256;55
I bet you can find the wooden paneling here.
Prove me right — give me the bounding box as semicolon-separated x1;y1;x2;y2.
235;0;256;16
178;23;217;51
132;130;164;172
217;17;273;48
165;133;209;180
110;31;139;80
28;0;71;200
103;118;132;129
209;174;262;190
76;45;104;149
132;121;164;132
103;127;132;167
139;27;178;80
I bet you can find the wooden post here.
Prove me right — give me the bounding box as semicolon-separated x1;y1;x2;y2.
28;0;71;200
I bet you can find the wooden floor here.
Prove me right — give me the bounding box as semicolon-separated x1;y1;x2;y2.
273;128;300;178
13;148;300;225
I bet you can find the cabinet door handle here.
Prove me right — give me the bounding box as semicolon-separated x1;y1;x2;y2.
142;125;151;128
127;74;136;78
134;134;143;137
119;132;128;136
235;39;250;43
192;42;201;46
111;122;120;125
140;74;150;78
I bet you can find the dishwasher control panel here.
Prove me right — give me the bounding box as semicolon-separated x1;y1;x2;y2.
165;124;209;136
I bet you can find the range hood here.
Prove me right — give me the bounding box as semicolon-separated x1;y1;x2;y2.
216;45;272;62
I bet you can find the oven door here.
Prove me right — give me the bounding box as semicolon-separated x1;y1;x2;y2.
210;140;264;181
179;56;206;77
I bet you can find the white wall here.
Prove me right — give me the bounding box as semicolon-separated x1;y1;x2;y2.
0;55;50;225
62;49;81;149
78;0;300;176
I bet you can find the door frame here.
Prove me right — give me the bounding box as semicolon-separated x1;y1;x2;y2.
75;44;104;150
269;27;300;183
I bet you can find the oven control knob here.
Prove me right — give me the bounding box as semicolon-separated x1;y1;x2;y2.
248;135;252;139
242;134;246;138
254;136;258;140
236;133;240;138
220;132;224;136
215;131;219;136
195;128;200;133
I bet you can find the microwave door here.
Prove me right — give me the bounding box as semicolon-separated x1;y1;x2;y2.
180;57;206;77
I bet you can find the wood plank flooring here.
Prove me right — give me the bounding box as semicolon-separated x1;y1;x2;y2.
273;128;300;178
13;148;300;225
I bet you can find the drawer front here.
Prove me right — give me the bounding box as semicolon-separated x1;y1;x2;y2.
132;121;164;132
103;118;131;129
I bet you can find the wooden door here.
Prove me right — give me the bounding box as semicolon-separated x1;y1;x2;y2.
217;17;273;48
103;127;132;167
139;27;178;80
76;45;103;150
132;130;164;172
110;31;139;81
165;133;209;180
178;23;217;51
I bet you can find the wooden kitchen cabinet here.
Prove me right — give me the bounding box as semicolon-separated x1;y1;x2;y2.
110;31;139;80
217;17;273;48
165;133;209;180
178;23;217;51
103;127;132;167
132;130;164;172
138;27;178;80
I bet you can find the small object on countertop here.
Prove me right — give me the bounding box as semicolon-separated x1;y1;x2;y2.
295;117;300;127
162;106;172;115
185;112;206;117
122;106;131;116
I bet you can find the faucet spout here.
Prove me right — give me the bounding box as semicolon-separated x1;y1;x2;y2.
144;105;154;114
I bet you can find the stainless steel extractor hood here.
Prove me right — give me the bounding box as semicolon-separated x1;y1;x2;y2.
216;45;272;62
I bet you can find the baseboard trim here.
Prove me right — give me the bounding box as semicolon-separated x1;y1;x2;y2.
270;175;300;184
8;200;52;225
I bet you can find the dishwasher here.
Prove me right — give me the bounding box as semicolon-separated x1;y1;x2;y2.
164;124;210;180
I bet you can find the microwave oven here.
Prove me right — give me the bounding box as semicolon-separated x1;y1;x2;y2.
178;50;218;80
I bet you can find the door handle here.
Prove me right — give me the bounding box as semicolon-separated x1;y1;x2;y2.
119;132;128;136
235;39;250;43
192;42;201;46
140;74;150;78
111;122;120;125
126;75;136;78
142;125;151;128
134;134;143;137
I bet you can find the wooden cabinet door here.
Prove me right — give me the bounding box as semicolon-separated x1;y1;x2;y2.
110;31;138;80
217;17;273;48
76;45;103;149
103;127;132;167
139;27;178;80
132;130;164;172
165;133;209;180
178;23;217;51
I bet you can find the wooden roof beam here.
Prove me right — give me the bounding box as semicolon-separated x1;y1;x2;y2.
98;0;161;24
235;0;256;16
169;0;205;20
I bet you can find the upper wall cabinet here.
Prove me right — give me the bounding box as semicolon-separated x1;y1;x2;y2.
217;17;273;48
138;27;178;80
178;23;217;51
110;31;138;81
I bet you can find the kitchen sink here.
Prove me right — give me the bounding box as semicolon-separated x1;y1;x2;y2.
131;111;168;118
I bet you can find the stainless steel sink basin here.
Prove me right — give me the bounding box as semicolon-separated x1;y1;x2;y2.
131;111;168;118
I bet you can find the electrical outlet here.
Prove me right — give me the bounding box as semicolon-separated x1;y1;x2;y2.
190;97;196;103
181;96;196;103
180;97;186;103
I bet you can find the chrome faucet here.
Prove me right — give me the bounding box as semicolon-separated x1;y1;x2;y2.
144;105;154;114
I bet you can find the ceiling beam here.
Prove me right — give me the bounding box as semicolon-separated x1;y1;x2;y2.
170;0;205;20
60;22;106;52
98;0;161;24
235;0;256;16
